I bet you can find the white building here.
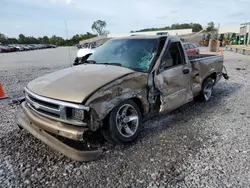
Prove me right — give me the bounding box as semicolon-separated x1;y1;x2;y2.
79;29;193;46
218;26;240;34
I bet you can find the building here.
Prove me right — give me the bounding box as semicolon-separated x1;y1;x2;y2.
218;24;250;45
218;26;240;34
79;29;193;47
239;23;250;45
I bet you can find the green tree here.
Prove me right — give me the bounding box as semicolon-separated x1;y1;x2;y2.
0;33;8;44
42;36;50;44
91;20;109;35
27;36;38;44
37;37;43;44
206;22;217;32
132;23;202;33
191;23;203;32
8;37;18;44
71;34;80;44
56;37;65;46
49;35;58;45
18;34;26;44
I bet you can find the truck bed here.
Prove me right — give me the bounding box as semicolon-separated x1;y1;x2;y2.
188;54;224;83
188;54;222;62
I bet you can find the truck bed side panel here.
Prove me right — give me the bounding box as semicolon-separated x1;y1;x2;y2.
189;54;224;82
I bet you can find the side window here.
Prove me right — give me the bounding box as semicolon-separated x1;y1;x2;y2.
188;44;194;49
159;42;185;71
183;44;189;50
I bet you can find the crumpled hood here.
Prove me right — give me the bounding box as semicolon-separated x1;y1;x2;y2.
27;64;134;103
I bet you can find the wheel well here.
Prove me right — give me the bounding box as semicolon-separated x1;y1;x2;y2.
203;72;216;86
130;97;144;116
210;72;217;83
103;97;145;123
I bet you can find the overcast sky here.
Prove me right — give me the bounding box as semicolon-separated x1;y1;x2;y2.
0;0;249;38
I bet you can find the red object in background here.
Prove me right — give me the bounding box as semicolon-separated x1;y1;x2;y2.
8;46;16;52
183;43;200;54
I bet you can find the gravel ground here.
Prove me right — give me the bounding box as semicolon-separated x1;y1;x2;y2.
0;47;250;187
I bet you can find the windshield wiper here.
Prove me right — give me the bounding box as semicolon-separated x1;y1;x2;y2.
98;62;122;66
85;60;97;64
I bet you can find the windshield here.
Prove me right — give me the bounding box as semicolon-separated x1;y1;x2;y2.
87;38;158;72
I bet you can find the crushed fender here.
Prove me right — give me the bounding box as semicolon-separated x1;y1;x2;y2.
18;105;103;162
12;95;25;104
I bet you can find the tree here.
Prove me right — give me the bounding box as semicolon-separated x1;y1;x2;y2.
18;34;26;44
8;37;18;44
0;33;8;44
206;22;217;32
71;34;80;44
42;36;50;44
132;23;202;33
91;20;109;35
49;35;59;45
191;23;203;32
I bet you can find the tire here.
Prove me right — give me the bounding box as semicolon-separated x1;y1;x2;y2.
198;77;214;102
101;99;142;144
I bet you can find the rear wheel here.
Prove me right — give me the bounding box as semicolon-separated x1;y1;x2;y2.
198;77;214;102
101;99;142;144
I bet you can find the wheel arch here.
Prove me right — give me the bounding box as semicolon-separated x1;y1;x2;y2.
129;97;145;116
202;72;217;86
103;97;145;121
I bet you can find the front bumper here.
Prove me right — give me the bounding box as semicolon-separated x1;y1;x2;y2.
17;102;102;162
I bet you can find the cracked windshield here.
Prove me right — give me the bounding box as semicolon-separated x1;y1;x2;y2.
0;0;249;187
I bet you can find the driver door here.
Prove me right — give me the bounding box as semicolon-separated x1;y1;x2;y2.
155;40;193;114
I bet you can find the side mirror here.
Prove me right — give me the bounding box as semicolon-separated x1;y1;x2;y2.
73;53;93;66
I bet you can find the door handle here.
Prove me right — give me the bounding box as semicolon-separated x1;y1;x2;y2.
183;68;190;74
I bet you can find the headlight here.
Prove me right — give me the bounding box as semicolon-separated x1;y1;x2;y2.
72;108;85;120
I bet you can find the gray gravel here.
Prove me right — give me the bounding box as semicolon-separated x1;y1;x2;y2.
1;47;250;187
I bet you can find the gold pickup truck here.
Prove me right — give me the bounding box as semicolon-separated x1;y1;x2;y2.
17;35;229;161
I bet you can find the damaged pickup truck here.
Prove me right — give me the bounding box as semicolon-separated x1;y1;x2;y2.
17;35;229;161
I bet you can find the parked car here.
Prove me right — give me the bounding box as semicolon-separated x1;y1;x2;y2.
0;45;10;52
46;44;57;48
8;45;18;52
183;43;200;54
13;44;25;51
17;35;229;161
75;44;82;49
29;44;39;50
20;45;29;51
27;45;34;50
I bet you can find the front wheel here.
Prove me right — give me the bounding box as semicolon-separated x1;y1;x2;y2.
198;77;214;102
101;99;142;144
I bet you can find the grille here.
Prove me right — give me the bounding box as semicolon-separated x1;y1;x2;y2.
24;88;89;126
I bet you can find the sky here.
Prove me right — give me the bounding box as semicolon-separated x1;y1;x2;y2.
0;0;249;38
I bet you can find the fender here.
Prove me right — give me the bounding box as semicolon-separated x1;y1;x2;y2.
202;68;217;83
84;72;149;131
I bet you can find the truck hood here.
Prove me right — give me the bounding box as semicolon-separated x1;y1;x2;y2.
27;64;135;103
